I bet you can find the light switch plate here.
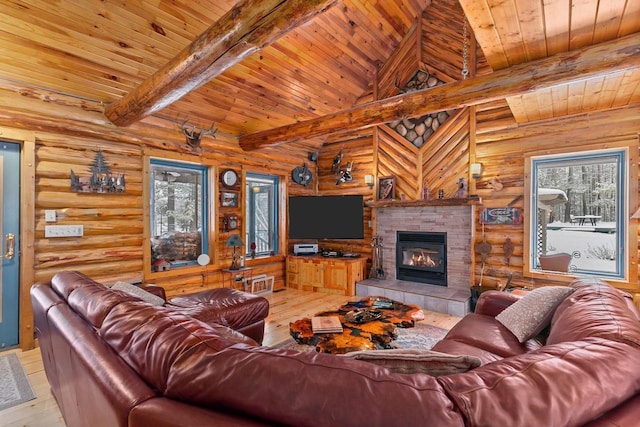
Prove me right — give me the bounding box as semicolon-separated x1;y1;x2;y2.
45;210;56;222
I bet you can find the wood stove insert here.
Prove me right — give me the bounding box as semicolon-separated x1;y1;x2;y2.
396;231;447;286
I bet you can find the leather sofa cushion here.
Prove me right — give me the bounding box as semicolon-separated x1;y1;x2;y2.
129;398;272;427
163;344;465;427
53;271;132;329
46;303;157;427
167;288;269;330
437;313;533;358
51;270;99;299
583;394;640;427
431;339;506;365
100;301;256;394
548;280;640;346
438;339;640;427
474;290;520;316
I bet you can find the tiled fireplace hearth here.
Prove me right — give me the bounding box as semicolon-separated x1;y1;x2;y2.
357;203;475;316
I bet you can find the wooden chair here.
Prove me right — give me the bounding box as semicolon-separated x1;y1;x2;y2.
250;274;274;294
538;252;572;272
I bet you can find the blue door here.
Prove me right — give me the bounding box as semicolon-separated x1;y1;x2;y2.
0;142;20;348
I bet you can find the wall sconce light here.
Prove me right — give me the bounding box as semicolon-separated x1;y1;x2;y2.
470;163;483;179
631;206;640;220
364;174;374;187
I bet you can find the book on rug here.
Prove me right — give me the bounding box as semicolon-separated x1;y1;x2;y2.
311;316;343;333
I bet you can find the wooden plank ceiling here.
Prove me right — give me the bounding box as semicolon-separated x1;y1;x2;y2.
459;0;640;123
0;0;637;145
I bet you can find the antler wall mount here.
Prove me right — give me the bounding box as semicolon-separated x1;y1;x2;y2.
181;120;217;150
331;149;354;185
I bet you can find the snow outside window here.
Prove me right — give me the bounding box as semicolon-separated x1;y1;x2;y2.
150;159;208;268
529;149;626;279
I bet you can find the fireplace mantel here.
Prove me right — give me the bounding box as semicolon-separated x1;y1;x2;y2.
366;195;481;209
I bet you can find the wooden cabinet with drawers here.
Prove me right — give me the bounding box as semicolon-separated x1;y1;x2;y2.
286;255;367;296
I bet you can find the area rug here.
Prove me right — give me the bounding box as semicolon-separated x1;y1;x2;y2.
0;353;36;411
273;322;449;353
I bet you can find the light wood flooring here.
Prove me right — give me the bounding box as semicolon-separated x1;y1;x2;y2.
2;288;461;427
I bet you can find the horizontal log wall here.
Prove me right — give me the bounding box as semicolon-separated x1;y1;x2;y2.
474;102;640;291
0;83;312;342
313;135;375;260
35;135;144;282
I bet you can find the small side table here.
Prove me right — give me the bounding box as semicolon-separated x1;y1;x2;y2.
222;267;253;291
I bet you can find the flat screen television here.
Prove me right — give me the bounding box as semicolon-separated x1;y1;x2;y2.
288;195;364;240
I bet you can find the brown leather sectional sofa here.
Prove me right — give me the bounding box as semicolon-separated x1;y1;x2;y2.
31;271;640;426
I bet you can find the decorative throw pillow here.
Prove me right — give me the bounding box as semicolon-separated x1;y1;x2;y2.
111;281;165;306
496;286;573;343
342;348;481;376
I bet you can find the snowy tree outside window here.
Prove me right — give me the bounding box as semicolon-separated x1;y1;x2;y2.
245;173;278;257
529;149;626;279
150;160;208;268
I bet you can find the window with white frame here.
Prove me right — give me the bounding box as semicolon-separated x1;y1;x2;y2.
245;173;278;257
529;148;626;279
150;159;208;268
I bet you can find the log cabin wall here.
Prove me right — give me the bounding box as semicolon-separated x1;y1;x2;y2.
473;101;640;291
0;82;313;348
28;108;302;299
311;134;375;259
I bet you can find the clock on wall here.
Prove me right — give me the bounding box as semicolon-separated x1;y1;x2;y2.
221;169;238;187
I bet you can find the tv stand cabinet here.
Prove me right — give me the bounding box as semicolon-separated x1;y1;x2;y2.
286;255;367;296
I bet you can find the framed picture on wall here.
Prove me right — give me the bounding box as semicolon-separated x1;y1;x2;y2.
220;191;239;207
378;176;395;200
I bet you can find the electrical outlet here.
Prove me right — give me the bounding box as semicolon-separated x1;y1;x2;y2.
45;210;56;222
45;225;84;238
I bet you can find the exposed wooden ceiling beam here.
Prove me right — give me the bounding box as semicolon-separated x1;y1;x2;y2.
104;0;337;127
239;32;640;151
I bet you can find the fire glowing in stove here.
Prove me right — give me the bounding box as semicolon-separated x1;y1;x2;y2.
407;250;438;267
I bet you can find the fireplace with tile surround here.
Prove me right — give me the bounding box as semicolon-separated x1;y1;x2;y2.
396;231;447;286
356;202;476;317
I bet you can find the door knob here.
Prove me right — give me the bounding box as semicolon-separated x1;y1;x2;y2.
5;233;14;260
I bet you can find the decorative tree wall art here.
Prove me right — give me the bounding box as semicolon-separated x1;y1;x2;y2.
70;150;125;193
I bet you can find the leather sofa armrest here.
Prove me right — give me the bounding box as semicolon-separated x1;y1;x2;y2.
475;291;520;317
141;284;166;301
